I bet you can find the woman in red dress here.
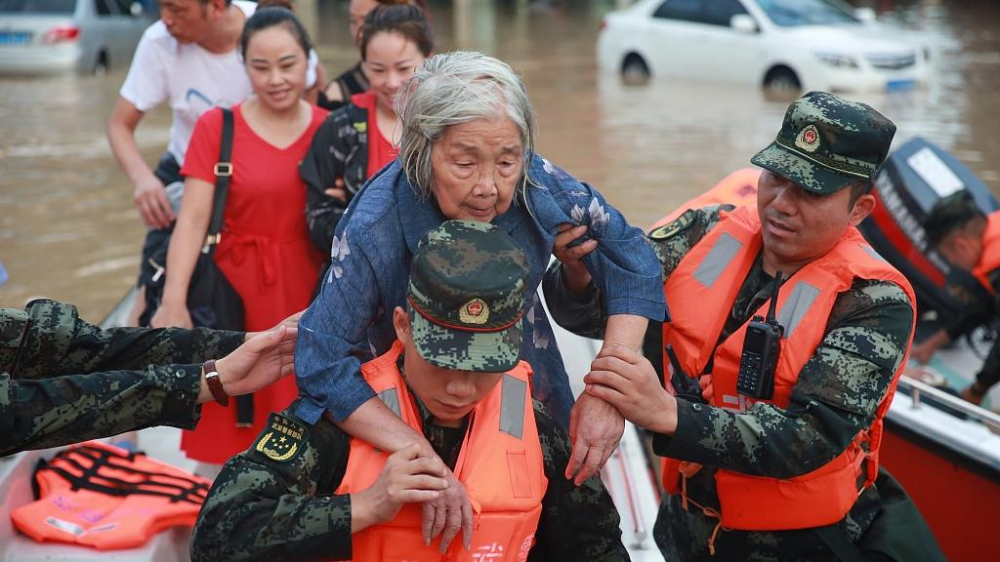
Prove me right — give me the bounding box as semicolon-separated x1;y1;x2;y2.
151;7;327;464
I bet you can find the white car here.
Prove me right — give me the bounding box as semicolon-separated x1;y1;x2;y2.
0;0;152;75
597;0;930;93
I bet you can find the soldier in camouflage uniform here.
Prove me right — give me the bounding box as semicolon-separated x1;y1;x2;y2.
191;220;629;561
544;92;943;561
911;191;1000;403
1;299;296;457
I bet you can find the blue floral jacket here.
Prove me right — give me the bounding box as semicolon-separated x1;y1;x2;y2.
295;154;665;427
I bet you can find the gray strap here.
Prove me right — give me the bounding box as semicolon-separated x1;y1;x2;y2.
499;375;526;439
776;281;821;339
378;388;401;417
694;232;743;288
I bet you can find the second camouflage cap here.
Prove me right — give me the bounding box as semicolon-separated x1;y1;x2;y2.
407;220;529;372
751;91;897;194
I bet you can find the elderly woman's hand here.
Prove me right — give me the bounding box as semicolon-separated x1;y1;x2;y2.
564;391;625;486
422;465;473;553
553;223;597;296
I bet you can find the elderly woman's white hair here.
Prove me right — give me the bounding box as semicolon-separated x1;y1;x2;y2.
395;51;537;197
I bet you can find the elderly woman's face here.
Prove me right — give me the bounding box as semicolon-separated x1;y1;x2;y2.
429;117;522;223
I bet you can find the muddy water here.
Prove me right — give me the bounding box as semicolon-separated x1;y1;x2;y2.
1;0;998;321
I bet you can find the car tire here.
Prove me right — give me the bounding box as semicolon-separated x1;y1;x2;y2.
94;51;109;76
621;54;650;85
764;66;801;93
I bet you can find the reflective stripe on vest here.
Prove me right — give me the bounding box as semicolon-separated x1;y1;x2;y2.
661;205;916;531
336;341;546;561
973;211;1000;295
11;441;211;550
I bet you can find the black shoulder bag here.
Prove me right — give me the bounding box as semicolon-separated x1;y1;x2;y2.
187;108;253;426
186;108;245;333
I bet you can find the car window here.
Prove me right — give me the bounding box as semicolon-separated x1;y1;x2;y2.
756;0;860;27
95;0;115;16
0;0;75;13
112;0;134;16
704;0;749;27
652;0;704;24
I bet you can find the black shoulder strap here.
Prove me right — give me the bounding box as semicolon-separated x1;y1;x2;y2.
205;108;234;243
814;524;865;562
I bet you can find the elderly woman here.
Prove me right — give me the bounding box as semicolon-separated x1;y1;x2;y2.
296;51;664;547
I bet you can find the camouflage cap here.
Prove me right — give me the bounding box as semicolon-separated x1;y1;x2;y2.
407;220;529;372
751;91;897;194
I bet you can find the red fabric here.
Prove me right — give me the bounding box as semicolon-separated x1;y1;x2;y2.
179;103;328;464
351;92;398;177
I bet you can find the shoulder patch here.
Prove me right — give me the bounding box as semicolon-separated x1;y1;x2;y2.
649;209;696;241
253;413;307;463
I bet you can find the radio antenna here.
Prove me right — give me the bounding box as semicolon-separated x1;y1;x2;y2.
766;271;783;323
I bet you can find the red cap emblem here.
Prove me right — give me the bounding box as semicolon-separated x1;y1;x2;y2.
459;298;490;325
795;125;821;153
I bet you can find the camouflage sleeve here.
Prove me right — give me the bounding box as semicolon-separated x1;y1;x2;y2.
9;299;244;380
1;365;202;457
542;205;728;338
528;400;629;561
655;279;914;478
0;300;243;456
191;409;354;562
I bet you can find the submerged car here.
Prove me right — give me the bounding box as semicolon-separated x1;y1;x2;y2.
597;0;930;93
0;0;151;75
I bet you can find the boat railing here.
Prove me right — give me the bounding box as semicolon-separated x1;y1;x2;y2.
897;376;1000;433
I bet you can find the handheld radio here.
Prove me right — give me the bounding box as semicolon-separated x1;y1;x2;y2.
736;271;784;400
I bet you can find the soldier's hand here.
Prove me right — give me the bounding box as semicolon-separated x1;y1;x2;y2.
959;382;988;406
584;346;678;436
208;325;297;402
352;444;449;532
245;309;304;342
565;391;624;486
134;174;174;229
422;466;473;553
912;328;949;364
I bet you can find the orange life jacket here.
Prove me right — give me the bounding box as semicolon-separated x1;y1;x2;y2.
973;211;1000;295
651;168;761;230
660;205;916;532
11;441;210;550
335;341;547;561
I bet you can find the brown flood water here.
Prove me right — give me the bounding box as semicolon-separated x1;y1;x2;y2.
1;0;998;321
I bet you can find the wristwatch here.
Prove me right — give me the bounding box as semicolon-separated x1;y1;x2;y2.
203;359;230;407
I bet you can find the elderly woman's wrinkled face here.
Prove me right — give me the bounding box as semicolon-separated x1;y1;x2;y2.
430;117;522;223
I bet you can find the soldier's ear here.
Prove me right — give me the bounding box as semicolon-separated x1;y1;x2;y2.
848;193;877;226
393;306;412;344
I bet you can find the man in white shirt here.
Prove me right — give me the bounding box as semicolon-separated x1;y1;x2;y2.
107;0;256;230
107;0;255;325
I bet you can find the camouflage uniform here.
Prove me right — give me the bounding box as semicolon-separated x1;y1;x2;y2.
192;220;629;561
0;299;243;457
545;93;919;561
192;396;628;561
924;192;1000;391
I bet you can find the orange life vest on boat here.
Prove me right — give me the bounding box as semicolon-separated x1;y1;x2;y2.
11;441;210;550
972;211;1000;295
335;341;546;561
650;168;761;230
660;205;916;531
